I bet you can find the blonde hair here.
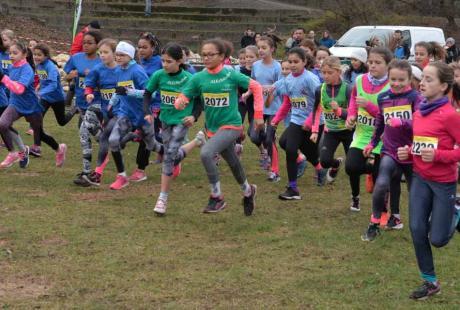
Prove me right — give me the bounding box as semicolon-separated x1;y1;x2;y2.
321;56;341;71
98;38;118;52
1;29;16;41
245;45;259;57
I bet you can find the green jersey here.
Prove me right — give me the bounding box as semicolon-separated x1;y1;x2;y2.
350;75;389;153
320;82;348;132
181;67;250;133
145;69;193;125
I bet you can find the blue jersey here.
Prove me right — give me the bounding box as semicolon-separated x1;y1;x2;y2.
36;59;65;103
0;51;12;98
84;62;118;114
8;62;42;115
116;62;148;127
0;67;7;107
63;52;101;110
140;55;162;109
251;60;282;115
276;69;323;126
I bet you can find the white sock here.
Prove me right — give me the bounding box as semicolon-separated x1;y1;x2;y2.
393;213;401;219
241;180;251;196
159;192;168;201
119;172;127;177
210;181;221;197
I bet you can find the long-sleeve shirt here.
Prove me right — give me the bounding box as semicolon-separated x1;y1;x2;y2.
36;58;65;103
411;96;460;183
370;88;422;164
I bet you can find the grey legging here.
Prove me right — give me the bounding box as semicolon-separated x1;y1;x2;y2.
200;129;247;185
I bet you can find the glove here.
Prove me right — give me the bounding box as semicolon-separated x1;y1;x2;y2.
387;117;402;128
115;86;127;95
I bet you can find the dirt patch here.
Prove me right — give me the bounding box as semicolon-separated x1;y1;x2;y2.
40;236;68;247
0;275;50;300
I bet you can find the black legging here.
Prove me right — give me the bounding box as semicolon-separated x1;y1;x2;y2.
345;147;381;198
279;123;323;183
319;130;353;169
41;100;71;127
237;100;254;144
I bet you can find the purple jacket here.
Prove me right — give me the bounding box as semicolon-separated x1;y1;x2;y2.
370;88;422;164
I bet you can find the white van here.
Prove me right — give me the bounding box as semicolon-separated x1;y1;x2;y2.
330;26;445;62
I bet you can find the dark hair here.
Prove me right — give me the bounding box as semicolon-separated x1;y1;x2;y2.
452;83;460;104
344;60;368;82
300;39;317;52
181;45;191;57
139;32;162;56
287;47;307;62
394;30;403;35
11;42;35;70
162;42;188;70
295;27;306;33
258;35;275;49
33;43;59;66
428;41;446;61
316;46;331;56
0;35;6;53
202;38;233;58
415;41;431;53
305;53;316;70
428;61;454;95
84;31;103;44
388;59;412;78
369;46;393;64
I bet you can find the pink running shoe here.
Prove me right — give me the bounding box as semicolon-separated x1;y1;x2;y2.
55;144;67;167
172;162;182;179
0;152;19;168
129;169;147;182
110;174;129;190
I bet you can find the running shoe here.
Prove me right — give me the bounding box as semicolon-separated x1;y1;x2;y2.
195;130;206;147
242;184;257;216
278;187;301;200
129;169;147;182
18;146;30;169
0;152;19;168
267;172;281;182
110;174;129;190
203;196;227;213
29;145;41;157
73;172;91;187
386;215;404;230
409;281;440;300
296;157;307;178
361;223;380;241
326;157;343;183
55;144;67;167
154;198;167;216
350;196;360;212
83;171;102;186
172;163;182;179
366;174;374;193
316;168;327;186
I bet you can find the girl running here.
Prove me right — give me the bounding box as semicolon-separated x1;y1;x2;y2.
144;43;204;215
345;47;392;211
0;29;15;77
343;49;368;86
361;59;422;241
174;38;263;215
0;42;45;169
271;47;325;200
311;56;352;184
32;43;68;165
130;32;163;183
64;31;103;185
108;41;163;190
397;62;460;300
82;38;119;186
250;36;282;182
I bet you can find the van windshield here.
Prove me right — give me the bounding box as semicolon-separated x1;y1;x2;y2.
335;28;394;47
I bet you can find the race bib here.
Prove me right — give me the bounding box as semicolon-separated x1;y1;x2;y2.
412;136;438;155
36;70;48;80
357;110;375;127
324;111;340;121
203;92;230;108
290;97;307;109
100;88;115;101
1;59;12;69
383;105;412;123
117;80;134;89
78;77;85;89
160;90;179;106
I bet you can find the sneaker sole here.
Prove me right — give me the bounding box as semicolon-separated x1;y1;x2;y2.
361;235;376;242
350;207;361;212
154;210;166;216
203;202;227;213
386;223;404;230
278;195;301;200
411;290;441;300
82;175;101;187
110;182;129;190
129;176;147;182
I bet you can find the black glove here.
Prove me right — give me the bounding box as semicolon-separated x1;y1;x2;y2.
115;86;127;95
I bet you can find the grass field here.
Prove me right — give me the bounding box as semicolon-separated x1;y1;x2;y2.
1;114;460;309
